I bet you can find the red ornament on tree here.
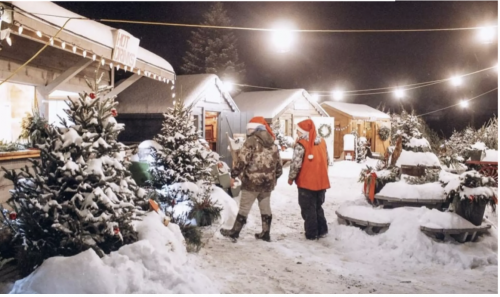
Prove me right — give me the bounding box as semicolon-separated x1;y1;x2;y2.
9;212;17;220
111;108;118;117
89;93;96;99
113;226;120;234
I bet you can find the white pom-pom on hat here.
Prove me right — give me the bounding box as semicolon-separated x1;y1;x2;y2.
308;154;314;160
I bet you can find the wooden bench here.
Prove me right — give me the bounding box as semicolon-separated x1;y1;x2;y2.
335;208;391;235
420;224;492;243
370;194;448;210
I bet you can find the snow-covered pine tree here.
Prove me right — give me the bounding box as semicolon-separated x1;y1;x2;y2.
391;109;422;149
271;119;288;149
149;99;218;188
1;73;147;275
181;2;245;84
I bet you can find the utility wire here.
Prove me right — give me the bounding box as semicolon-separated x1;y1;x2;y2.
417;87;498;117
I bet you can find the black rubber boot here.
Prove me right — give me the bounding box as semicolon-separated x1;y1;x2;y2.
255;214;272;242
220;214;247;240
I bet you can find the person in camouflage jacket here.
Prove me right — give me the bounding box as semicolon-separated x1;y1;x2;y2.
220;117;283;242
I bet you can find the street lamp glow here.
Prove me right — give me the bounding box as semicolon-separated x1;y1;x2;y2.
478;26;496;44
311;94;319;102
450;76;463;86
223;81;233;92
393;88;405;99
460;100;469;108
271;23;294;53
332;90;344;101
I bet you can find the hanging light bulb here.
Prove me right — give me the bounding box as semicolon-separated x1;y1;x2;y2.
116;64;120;71
130;67;134;72
153;74;157;79
18;25;23;35
109;62;113;68
61;41;66;49
172;93;176;98
82;50;87;58
332;89;344;101
92;54;96;61
72;45;77;53
311;94;319;102
171;85;174;90
6;36;12;46
138;69;141;75
36;31;42;38
394;88;405;99
124;66;128;72
450;76;462;86
460;100;469;108
49;37;54;46
101;58;105;66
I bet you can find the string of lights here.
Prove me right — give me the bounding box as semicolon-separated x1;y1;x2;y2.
416;87;498;117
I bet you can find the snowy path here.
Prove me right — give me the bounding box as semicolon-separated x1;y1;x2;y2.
189;161;498;294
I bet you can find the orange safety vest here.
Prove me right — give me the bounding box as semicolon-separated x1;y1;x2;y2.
295;138;331;191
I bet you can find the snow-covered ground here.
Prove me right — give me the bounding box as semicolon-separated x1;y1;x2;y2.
190;161;498;294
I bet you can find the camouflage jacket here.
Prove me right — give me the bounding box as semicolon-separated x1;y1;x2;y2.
289;135;330;181
231;130;283;192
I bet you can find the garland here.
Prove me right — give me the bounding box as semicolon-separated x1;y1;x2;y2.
318;124;332;138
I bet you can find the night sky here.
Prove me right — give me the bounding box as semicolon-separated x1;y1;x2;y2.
56;1;498;137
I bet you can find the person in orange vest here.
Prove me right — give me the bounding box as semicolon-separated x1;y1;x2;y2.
288;119;331;240
220;116;283;242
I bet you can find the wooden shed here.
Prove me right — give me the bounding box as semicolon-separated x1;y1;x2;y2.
233;89;329;139
117;74;250;165
320;101;391;158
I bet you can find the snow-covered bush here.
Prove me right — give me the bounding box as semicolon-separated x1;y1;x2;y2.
440;170;497;211
0;74;146;276
358;165;400;193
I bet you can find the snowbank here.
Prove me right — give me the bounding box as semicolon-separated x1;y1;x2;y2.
420;209;489;230
337;205;391;225
10;212;218;294
329;158;380;179
379;181;446;200
396;150;441;167
471;142;487;151
209;186;239;229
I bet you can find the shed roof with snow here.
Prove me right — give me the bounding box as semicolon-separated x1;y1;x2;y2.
233;89;328;119
321;101;390;120
118;74;239;113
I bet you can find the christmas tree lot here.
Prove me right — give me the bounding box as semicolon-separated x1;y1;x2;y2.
0;73;147;276
148;99;222;251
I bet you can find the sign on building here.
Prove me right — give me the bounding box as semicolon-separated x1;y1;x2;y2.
112;29;140;68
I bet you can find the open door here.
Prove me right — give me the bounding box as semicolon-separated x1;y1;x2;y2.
311;116;334;165
205;111;219;152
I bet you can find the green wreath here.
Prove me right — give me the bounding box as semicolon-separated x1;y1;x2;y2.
318;123;332;138
378;126;391;141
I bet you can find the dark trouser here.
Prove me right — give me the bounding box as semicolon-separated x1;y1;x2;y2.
298;188;328;239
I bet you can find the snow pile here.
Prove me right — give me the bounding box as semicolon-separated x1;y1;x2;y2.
407;137;431;149
337;205;391;225
329;158;381;179
331;204;498;269
483;150;498;162
210;186;239;229
379;181;446;200
471;142;487;151
396;150;441;167
10;212;218;294
419;209;488;229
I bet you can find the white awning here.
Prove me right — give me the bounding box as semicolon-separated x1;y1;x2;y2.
8;1;175;81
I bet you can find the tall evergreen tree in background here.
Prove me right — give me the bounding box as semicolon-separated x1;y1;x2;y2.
181;2;245;83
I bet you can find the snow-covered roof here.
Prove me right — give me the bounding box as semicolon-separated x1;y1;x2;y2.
10;1;174;78
233;89;328;119
321;101;390;120
118;74;239;113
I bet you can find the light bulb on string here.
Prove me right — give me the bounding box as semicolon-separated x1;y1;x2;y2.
172;93;176;98
36;31;42;38
478;26;496;44
394;88;405;99
311;94;319;102
82;50;87;58
61;41;66;49
72;45;77;53
138;69;141;75
171;85;174;90
450;75;462;86
223;81;234;92
49;37;54;46
332;90;344;101
92;54;96;61
101;58;105;66
109;62;113;68
460;100;469;108
6;35;12;46
124;66;128;72
18;25;23;35
271;22;295;53
130;67;134;72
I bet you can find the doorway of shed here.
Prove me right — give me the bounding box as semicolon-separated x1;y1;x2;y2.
205;111;219;152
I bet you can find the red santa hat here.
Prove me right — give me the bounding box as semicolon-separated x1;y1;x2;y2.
297;119;317;160
246;116;275;140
